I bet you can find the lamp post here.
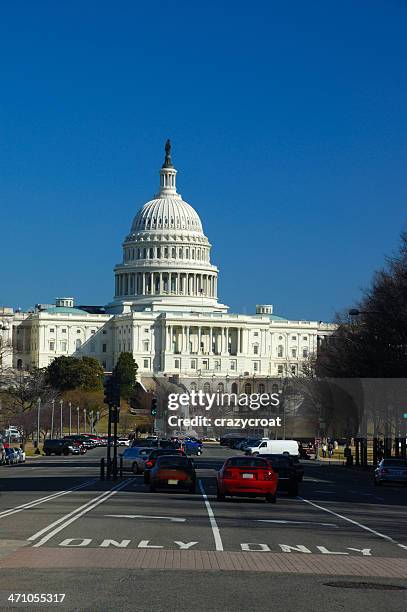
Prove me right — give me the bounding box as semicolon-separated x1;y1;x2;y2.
50;399;55;439
83;408;87;434
69;402;72;435
36;398;41;448
89;411;94;434
76;406;80;434
60;399;63;437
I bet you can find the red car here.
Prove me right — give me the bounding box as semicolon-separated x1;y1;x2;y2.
217;456;278;503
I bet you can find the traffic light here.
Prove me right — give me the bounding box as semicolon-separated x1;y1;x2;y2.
151;397;157;416
103;377;121;407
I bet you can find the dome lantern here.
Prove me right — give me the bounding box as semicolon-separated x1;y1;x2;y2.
159;139;177;197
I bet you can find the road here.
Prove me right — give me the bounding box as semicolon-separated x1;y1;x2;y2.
0;445;406;611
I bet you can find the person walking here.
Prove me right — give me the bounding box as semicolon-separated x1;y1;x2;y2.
322;442;327;458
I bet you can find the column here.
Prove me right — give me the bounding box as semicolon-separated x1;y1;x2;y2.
159;272;163;294
175;273;179;295
198;327;201;354
209;327;213;354
186;326;190;353
142;273;146;295
237;328;241;355
225;328;229;354
150;272;153;294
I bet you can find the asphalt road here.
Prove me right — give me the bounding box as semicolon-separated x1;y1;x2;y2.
0;445;406;612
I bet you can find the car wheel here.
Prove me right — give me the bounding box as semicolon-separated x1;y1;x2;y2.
266;493;277;503
253;452;259;456
132;463;139;475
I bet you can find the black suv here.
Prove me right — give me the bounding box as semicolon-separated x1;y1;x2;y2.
261;453;299;496
43;439;77;456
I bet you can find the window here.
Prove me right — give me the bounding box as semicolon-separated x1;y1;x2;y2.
302;348;309;358
190;359;197;369
230;360;236;371
277;365;283;375
292;335;296;340
244;383;251;395
77;329;81;334
60;341;67;352
203;382;210;393
62;328;67;334
291;348;297;358
102;361;106;369
143;358;150;369
303;336;308;341
231;382;238;394
291;365;297;375
50;328;55;333
253;361;259;372
258;383;265;393
102;343;107;353
278;345;284;358
214;360;221;371
279;335;283;340
174;359;180;369
253;344;259;355
144;328;149;333
75;339;82;349
217;382;224;392
190;382;197;391
272;384;279;393
202;359;209;370
253;332;259;337
143;341;149;352
91;329;95;335
49;341;55;351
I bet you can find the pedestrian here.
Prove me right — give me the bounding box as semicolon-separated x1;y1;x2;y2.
328;442;334;458
322;442;327;458
344;444;353;467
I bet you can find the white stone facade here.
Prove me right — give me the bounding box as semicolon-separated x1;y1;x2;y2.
1;143;335;379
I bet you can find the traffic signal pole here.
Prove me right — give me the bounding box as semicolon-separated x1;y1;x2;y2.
104;375;121;480
107;404;112;479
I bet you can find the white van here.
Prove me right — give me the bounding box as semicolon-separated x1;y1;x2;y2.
246;439;299;457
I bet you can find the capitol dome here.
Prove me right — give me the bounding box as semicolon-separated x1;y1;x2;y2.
109;141;228;314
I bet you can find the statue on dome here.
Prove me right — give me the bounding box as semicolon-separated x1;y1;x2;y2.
163;138;173;168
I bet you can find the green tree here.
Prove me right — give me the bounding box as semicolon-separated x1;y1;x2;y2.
46;356;104;391
112;352;138;400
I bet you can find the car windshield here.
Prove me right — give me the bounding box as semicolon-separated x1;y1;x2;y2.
382;459;407;467
225;457;269;468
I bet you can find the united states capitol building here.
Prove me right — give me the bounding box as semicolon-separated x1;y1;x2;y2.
0;142;334;382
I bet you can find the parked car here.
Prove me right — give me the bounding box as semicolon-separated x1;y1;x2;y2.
374;458;407;486
261;454;299;496
182;439;203;456
120;446;152;474
117;437;130;446
0;441;6;465
149;455;197;493
217;455;278;503
246;439;299;457
64;435;95;449
144;448;187;483
220;433;246;446
43;439;85;456
4;447;19;465
131;438;159;448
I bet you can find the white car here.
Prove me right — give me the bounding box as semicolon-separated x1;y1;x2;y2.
120;447;152;474
117;437;130;446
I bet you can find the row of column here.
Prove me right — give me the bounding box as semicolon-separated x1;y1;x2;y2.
115;272;217;298
164;325;246;355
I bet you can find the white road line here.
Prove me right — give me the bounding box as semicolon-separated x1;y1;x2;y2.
105;514;186;522
298;496;407;551
257;519;338;527
0;479;97;519
29;479;132;547
198;480;223;551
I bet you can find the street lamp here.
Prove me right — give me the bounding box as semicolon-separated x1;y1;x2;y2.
60;399;63;437
50;399;55;438
36;398;41;448
83;408;87;434
69;402;72;435
76;406;80;434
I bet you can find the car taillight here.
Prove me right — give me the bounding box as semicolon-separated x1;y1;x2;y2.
146;460;153;468
263;471;274;481
223;470;233;479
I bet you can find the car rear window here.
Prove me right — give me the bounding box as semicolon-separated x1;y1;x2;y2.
226;457;269;468
156;456;190;467
262;455;291;467
150;449;184;458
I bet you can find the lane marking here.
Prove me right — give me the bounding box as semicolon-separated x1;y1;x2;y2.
298;496;407;551
257;519;338;527
29;479;132;547
105;514;186;522
0;480;97;519
198;480;223;551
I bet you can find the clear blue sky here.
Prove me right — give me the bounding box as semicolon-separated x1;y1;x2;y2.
1;1;406;321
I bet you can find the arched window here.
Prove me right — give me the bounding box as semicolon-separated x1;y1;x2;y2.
17;359;23;370
143;248;147;259
217;382;224;393
179;247;183;259
258;383;265;394
244;383;251;395
231;382;238;394
272;384;279;393
75;339;82;350
203;382;211;393
172;247;176;258
149;248;154;259
278;345;284;358
190;382;197;391
186;248;189;259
